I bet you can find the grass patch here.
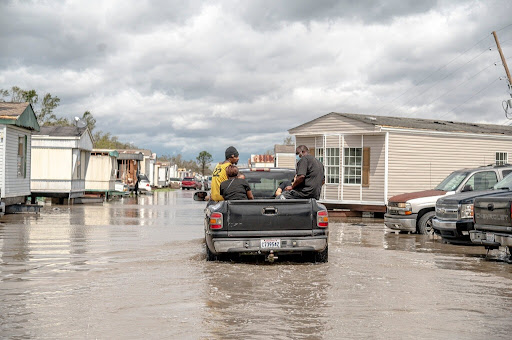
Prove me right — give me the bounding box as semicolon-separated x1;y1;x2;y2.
152;187;175;192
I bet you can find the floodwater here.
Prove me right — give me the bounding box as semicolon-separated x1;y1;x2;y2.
1;190;511;339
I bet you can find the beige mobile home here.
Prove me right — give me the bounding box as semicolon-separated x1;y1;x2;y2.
31;126;93;202
289;112;512;212
85;149;118;195
0;102;40;209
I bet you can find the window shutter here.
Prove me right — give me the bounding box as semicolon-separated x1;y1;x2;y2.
362;147;370;187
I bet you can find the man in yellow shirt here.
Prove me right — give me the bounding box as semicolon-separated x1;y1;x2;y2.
210;146;239;201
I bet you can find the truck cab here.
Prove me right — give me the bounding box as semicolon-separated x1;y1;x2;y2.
433;172;512;244
385;165;512;234
202;168;329;263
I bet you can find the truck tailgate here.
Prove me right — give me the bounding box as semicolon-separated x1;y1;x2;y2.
226;199;314;232
474;197;511;227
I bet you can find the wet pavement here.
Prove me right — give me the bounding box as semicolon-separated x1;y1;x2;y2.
1;189;512;339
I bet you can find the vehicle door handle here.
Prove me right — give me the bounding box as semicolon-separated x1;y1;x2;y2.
263;207;278;215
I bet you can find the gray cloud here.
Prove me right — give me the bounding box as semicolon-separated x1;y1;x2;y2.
1;0;512;162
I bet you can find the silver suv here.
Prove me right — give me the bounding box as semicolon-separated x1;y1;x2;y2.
384;164;512;234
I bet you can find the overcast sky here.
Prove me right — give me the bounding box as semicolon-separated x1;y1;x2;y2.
1;0;512;163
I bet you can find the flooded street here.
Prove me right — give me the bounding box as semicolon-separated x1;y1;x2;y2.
1;190;512;339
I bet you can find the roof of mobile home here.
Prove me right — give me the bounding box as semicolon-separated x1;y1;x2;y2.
0;102;40;131
289;112;512;136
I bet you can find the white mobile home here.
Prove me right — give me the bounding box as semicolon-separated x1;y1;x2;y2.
31;126;93;202
0;102;40;208
289;112;512;212
85;149;118;195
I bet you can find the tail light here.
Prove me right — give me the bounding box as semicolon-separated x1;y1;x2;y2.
317;210;328;228
210;212;223;229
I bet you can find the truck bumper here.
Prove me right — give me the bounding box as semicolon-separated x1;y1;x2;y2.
432;218;473;243
384;214;417;232
470;230;512;248
212;237;328;254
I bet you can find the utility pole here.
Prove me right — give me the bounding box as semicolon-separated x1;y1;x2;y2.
493;31;512;93
492;31;512;119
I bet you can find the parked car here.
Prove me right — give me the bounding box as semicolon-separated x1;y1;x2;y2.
169;178;181;189
198;168;329;263
115;180;128;192
181;177;201;190
385;164;512;235
433;172;512;244
138;174;151;192
470;192;512;262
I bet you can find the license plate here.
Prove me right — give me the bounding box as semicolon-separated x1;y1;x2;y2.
261;239;281;249
486;233;495;242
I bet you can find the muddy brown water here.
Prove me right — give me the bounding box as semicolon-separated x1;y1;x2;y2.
1;190;511;339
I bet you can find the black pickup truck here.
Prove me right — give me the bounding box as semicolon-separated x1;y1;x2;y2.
470;192;512;261
198;168;329;263
433;173;512;244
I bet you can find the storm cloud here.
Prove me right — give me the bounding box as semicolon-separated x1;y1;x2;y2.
1;0;512;162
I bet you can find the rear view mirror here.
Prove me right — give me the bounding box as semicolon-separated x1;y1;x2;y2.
194;191;208;201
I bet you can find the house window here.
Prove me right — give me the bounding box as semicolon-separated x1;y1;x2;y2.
17;136;26;178
496;152;508;165
344;148;362;184
325;148;340;184
316;148;324;164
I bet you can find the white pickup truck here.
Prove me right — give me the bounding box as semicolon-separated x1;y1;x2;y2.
384;165;512;234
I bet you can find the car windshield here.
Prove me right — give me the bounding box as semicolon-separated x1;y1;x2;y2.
139;175;149;181
241;170;295;198
434;171;469;191
494;172;512;190
183;178;194;181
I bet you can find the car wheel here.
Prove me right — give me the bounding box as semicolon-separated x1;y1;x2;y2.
417;211;436;235
206;245;218;261
313;246;328;263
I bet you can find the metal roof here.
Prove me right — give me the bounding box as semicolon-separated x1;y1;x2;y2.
290;112;512;136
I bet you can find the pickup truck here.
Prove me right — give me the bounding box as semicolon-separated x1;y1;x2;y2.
470;192;512;261
433;173;512;244
385;165;512;235
197;168;329;263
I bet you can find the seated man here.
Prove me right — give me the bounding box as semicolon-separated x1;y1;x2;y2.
220;165;254;200
282;145;324;200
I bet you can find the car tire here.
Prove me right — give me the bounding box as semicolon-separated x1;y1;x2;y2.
313;246;328;263
417;211;436;235
206;245;218;261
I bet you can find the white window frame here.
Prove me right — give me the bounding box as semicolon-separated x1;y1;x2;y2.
325;148;339;184
316;148;324;164
343;147;362;185
17;136;25;178
496;152;508;165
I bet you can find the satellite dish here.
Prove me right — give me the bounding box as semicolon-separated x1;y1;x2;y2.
74;117;87;128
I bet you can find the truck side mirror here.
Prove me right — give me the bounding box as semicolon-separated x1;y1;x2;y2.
194;191;208;201
462;184;473;192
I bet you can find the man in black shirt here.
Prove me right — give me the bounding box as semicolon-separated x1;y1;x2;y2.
220;165;254;200
282;145;324;200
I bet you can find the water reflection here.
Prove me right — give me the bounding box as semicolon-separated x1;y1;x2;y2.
202;260;330;339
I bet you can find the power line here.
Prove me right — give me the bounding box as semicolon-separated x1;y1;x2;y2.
395;46;493;117
425;63;497;118
374;33;493;116
436;77;501;120
496;23;512;32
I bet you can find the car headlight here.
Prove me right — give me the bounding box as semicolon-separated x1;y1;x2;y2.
459;203;474;219
388;202;412;215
